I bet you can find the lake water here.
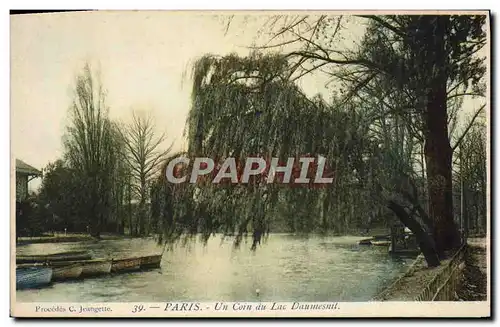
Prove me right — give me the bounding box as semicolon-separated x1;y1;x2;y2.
15;234;415;302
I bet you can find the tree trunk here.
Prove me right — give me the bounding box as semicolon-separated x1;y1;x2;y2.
424;90;460;256
422;16;461;256
138;201;145;236
321;190;329;232
138;177;147;236
387;200;440;267
475;195;479;234
420;140;427;212
90;185;101;238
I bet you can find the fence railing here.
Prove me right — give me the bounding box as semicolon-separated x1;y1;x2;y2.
414;243;467;301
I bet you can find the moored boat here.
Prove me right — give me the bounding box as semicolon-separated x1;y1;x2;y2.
52;263;83;281
17;250;92;264
80;260;112;276
111;257;142;273
358;238;373;245
371;240;391;246
16;266;53;290
140;254;162;269
52;259;112;277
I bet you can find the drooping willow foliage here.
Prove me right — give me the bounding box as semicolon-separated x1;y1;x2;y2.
151;52;422;249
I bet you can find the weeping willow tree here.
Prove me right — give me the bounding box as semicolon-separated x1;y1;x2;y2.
186;52;334;247
151;52;395;252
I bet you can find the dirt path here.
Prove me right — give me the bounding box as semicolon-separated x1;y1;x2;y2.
457;238;488;301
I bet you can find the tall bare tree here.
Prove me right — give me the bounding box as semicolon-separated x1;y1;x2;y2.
64;63;121;238
120;111;173;236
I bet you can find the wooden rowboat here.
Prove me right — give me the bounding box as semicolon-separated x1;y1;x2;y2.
52;263;83;281
358;238;373;245
17;250;92;264
16;266;53;290
371;240;391;246
140;254;162;269
51;259;112;277
111;257;142;273
80;260;112;276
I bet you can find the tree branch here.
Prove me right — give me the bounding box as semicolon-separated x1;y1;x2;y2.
452;104;486;152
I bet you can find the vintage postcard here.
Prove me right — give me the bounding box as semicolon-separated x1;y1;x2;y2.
10;10;490;318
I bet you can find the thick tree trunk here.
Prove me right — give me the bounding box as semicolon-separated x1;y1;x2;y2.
424;85;460;256
387;200;440;267
422;16;461;256
396;174;434;231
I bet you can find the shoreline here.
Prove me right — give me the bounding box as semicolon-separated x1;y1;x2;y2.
16;233;140;245
16;231;388;246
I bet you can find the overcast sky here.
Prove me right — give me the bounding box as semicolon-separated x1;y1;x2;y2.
11;11;487;191
11;12;254;169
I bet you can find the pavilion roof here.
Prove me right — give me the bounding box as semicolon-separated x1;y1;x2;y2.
16;159;42;176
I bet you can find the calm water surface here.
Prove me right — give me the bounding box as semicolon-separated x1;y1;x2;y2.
16;234;414;302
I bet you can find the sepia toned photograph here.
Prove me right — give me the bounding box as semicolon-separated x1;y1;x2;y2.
10;10;490;318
